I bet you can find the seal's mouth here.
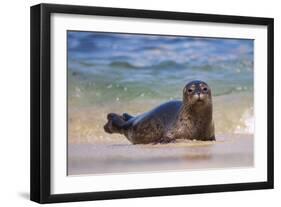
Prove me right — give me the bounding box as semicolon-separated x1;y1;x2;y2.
196;99;205;104
194;94;207;104
193;94;205;103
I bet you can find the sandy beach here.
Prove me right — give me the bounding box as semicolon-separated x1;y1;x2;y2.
68;134;253;175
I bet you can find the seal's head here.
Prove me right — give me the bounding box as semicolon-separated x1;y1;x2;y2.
183;80;212;106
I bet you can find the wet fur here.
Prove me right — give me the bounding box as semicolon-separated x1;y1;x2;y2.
104;80;215;144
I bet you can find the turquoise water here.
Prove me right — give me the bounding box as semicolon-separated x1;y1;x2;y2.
67;31;254;142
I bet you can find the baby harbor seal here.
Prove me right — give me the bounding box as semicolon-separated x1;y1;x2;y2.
104;80;215;144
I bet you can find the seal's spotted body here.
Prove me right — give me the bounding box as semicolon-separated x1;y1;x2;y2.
104;80;215;144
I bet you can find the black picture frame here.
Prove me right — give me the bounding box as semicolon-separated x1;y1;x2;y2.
30;3;274;204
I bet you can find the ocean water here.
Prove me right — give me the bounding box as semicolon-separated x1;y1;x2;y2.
67;31;254;144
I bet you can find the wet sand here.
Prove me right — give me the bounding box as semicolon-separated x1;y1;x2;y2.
68;134;253;175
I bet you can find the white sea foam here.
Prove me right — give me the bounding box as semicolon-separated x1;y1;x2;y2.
235;108;254;134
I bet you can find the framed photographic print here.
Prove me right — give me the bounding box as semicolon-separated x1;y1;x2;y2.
30;3;274;203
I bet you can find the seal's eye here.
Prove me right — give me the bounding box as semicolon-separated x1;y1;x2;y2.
202;87;208;92
187;88;193;93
